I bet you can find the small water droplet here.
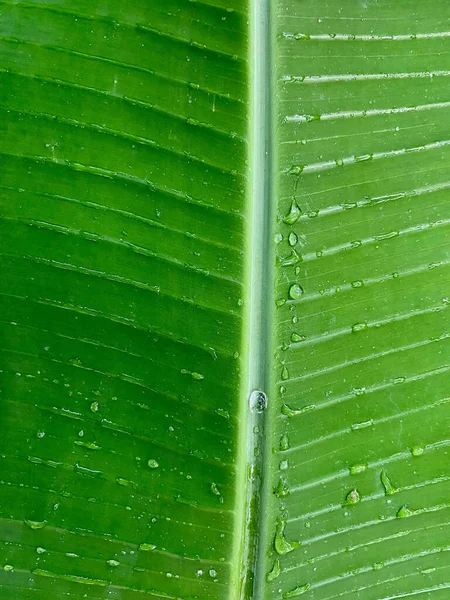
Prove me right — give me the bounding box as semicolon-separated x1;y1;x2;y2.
3;565;13;572
266;558;281;582
289;284;304;300
139;543;156;551
351;280;363;288
280;460;289;471
281;403;315;417
274;476;290;498
24;520;47;530
281;366;289;380
380;470;398;496
90;401;99;413
349;464;367;475
283;201;302;225
147;459;159;469
352;322;367;333
280;433;290;451
291;332;305;342
343;489;361;505
274;233;284;244
274;520;300;555
36;547;46;554
351;419;373;431
288;232;298;247
411;446;424;457
283;583;310;598
397;505;416;518
209;569;217;578
215;408;230;419
107;560;120;567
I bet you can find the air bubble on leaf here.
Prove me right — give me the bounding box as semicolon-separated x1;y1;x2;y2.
249;390;267;413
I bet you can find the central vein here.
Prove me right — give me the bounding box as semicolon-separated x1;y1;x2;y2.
235;0;274;597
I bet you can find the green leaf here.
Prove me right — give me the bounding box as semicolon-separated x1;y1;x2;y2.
1;1;450;599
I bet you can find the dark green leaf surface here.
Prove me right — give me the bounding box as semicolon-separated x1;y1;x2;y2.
0;1;249;598
1;1;450;599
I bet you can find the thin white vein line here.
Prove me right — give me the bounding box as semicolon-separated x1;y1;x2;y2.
278;332;448;386
288;436;450;502
281;70;450;83
285;100;450;123
282;31;450;41
283;138;450;175
308;545;450;596
283;366;450;455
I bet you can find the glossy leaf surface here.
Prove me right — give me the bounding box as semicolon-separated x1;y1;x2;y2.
1;1;449;599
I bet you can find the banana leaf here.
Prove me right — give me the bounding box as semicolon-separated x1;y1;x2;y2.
1;0;449;599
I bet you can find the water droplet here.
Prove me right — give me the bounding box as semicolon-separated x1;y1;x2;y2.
349;464;367;475
411;446;424;457
351;419;373;431
283;201;302;225
288;165;304;176
181;369;204;381
283;584;310;598
355;153;373;162
288;232;298;247
274;520;300;555
281;366;289;380
335;158;344;167
3;565;13;572
373;562;384;571
276;298;286;307
24;520;47;530
139;543;156;551
74;440;100;450
343;489;361;506
352;322;367;333
290;332;305;342
249;390;267;413
147;459;159;469
210;482;221;497
107;560;120;567
274;233;284;244
209;569;217;578
278;249;301;267
289;284;303;300
280;460;289;471
90;401;99;413
292;316;299;324
116;478;136;488
282;403;315;417
280;433;290;451
274;476;290;498
215;408;230;419
351;280;363;288
380;470;398;496
397;505;416;518
266;558;281;582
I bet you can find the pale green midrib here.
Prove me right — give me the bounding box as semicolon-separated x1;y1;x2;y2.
233;0;274;597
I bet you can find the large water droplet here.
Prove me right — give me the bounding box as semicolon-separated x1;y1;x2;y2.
289;284;304;300
249;390;267;413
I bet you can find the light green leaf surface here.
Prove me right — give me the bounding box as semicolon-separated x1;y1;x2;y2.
1;1;449;599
